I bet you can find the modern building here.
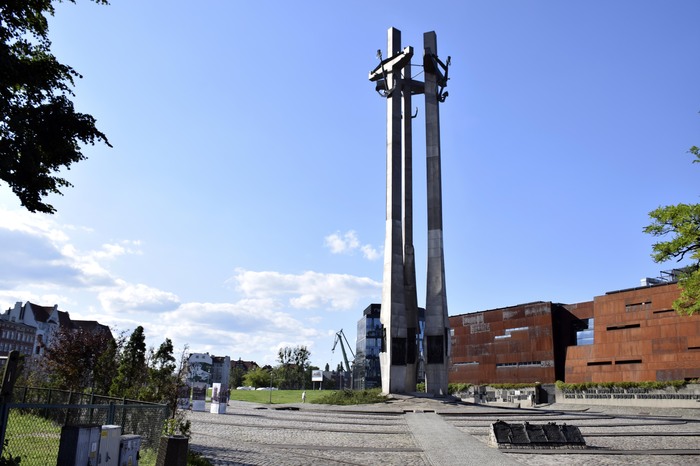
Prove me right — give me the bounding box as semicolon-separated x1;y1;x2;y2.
354;304;382;389
449;279;700;385
354;304;426;389
449;301;565;385
564;281;700;383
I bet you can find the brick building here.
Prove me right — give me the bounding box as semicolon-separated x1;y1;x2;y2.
1;302;111;357
449;281;700;385
0;320;36;356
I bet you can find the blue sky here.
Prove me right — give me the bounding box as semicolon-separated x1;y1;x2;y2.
1;1;699;369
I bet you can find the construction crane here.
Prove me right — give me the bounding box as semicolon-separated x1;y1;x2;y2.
332;329;355;373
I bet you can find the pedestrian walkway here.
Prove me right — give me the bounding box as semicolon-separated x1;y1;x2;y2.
405;411;520;465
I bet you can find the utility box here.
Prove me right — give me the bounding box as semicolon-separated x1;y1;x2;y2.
56;425;101;466
119;434;141;466
99;425;122;465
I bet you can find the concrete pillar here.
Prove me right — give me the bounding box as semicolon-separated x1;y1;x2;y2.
423;31;450;396
379;27;408;394
402;58;419;392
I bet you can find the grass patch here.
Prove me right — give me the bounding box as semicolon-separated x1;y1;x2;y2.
228;389;330;404
311;389;387;405
3;411;61;466
134;448;213;466
137;448;157;466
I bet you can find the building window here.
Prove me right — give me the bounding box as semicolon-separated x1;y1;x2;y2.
576;318;594;345
625;301;651;313
495;326;530;340
496;361;542;368
606;323;641;331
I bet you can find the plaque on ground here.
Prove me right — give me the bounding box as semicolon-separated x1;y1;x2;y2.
490;420;586;449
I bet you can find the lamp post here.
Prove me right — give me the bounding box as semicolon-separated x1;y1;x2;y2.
269;371;273;404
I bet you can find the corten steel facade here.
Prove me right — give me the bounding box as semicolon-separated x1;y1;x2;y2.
449;282;700;385
565;283;700;383
449;302;565;385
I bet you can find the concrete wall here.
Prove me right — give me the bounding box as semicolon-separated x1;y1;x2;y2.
555;383;700;409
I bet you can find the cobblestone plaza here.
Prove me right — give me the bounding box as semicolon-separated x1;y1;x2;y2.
186;396;700;465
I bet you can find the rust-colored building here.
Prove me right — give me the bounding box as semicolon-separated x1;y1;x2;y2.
564;283;700;383
450;301;566;385
449;282;700;385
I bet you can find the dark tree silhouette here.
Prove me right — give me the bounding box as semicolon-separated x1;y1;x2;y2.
0;0;111;213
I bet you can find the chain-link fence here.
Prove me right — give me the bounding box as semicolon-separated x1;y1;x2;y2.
0;387;169;465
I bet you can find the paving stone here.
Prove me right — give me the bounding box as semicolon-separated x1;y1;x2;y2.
186;398;700;465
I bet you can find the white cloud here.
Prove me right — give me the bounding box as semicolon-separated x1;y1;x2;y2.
0;208;143;290
229;269;381;311
98;279;180;314
360;244;381;261
324;230;380;260
0;207;381;366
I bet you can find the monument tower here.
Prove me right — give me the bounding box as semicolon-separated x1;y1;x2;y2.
369;28;451;395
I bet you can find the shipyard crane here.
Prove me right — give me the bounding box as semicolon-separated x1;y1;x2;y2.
332;329;355;373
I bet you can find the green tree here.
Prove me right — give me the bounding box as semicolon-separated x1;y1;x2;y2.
229;365;245;389
110;326;147;398
0;0;111;214
275;345;311;389
644;147;700;315
140;338;177;402
43;325;116;392
242;367;270;388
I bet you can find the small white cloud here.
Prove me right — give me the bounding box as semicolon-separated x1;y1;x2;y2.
360;244;381;261
324;230;380;260
98;280;180;314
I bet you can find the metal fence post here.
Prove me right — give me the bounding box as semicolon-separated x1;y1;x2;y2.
107;401;116;425
0;351;20;456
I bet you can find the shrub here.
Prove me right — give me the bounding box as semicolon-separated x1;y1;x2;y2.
311;389;387;405
554;380;688;392
448;383;472;394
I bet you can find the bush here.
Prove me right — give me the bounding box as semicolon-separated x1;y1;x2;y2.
311;389;387;405
489;382;540;390
554;380;688;392
448;383;472;394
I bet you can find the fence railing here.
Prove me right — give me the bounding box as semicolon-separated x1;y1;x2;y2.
0;386;169;464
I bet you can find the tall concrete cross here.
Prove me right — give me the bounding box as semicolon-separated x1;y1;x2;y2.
369;28;451;395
